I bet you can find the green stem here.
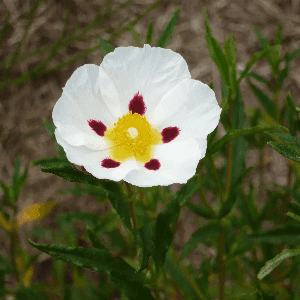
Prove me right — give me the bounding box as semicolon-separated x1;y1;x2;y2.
208;156;225;205
218;95;234;300
10;207;20;286
218;229;225;300
124;181;138;230
197;161;217;218
258;146;265;204
170;247;207;300
225;140;232;201
198;186;217;218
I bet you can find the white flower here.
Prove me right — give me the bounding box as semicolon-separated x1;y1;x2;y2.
52;44;222;187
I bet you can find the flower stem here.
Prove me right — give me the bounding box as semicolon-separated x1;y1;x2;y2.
208;156;225;204
218;229;225;300
124;181;138;230
258;146;265;204
10;207;20;286
197;161;217;218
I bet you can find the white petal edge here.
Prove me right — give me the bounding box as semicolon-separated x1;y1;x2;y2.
55;129;139;182
98;44;191;120
149;79;222;140
52;64;116;150
123;138;207;187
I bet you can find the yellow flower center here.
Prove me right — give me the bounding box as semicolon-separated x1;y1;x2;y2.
104;111;162;164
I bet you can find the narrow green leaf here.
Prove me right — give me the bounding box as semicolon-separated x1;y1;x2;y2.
0;7;10;50
275;22;282;45
252;26;269;50
286;47;300;64
29;241;143;282
181;223;222;258
225;81;247;199
136;220;155;272
258;248;300;280
273;183;300;207
42;166;132;231
14;164;28;202
244;224;300;245
58;184;107;202
224;34;237;92
207;124;219;151
266;132;300;151
278;60;290;90
153;200;179;273
110;273;155;300
153;175;203;273
40;165;103;186
207;125;289;156
237;47;270;84
258;188;281;223
247;79;276;119
267;45;281;75
129;25;142;47
93;210;119;234
0;180;11;202
286;93;300;113
203;9;230;86
267;141;300;162
55;212;100;228
286;212;300;223
174;175;202;207
87;227;110;252
218;166;254;218
145;21;153;45
238;183;260;230
98;38;115;56
31;156;69;167
100;181;132;231
197;258;211;298
156;6;181;48
12;155;21;197
245;72;269;86
164;253;199;299
186;202;214;220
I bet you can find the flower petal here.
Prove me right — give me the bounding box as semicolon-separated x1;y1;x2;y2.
123;138;206;187
149;79;222;140
52;64;116;150
55;129;139;181
98;44;191;120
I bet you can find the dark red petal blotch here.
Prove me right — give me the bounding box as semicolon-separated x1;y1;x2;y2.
101;158;121;169
128;91;146;115
144;159;160;171
88;119;106;136
161;126;180;143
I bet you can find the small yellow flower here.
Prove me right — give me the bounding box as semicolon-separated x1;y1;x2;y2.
17;201;57;227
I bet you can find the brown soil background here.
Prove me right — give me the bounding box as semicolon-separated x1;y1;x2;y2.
1;0;300;296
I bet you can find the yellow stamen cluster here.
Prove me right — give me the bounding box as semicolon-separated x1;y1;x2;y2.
104;111;162;164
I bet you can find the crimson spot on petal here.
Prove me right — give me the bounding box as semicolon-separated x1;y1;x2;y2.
128;91;146;115
88;119;106;136
161;126;180;143
101;158;121;169
144;159;160;171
